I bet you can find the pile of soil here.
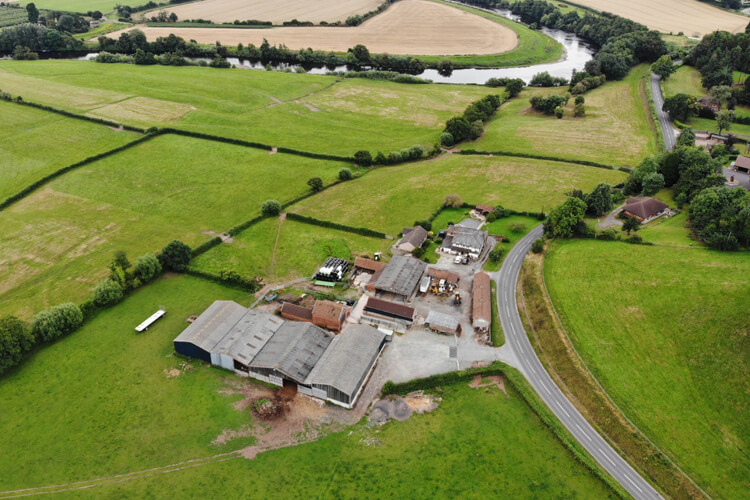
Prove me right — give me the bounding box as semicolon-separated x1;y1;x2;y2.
250;396;286;421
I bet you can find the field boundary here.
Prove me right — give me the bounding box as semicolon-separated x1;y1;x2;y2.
284;212;388;239
458;149;631;171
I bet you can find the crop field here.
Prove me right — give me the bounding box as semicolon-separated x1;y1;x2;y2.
18;0;120;13
293;154;626;234
0;134;347;319
545;240;750;499
0;60;492;155
466;65;658;167
569;0;747;37
0;100;139;201
155;0;382;25
0;277;617;499
116;0;518;56
191;218;390;282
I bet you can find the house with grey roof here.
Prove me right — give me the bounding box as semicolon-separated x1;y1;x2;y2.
441;224;488;259
306;324;386;408
394;225;429;254
369;255;427;300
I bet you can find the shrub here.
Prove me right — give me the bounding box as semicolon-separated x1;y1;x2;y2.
0;316;33;374
627;234;644;244
506;78;524;98
414;220;432;231
489;246;505;262
93;278;124;307
575;95;585;105
387;151;402;164
412;247;425;258
307;177;324;192
374;152;386;165
261;199;282;216
32;303;83;342
509;223;527;233
554;106;564;119
354;150;372;167
443;193;463;207
338;168;353;181
573;103;585;117
531;238;545;253
133;253;162;283
158;240;192;272
440;132;454;147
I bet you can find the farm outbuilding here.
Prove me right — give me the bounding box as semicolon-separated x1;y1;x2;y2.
472;272;492;332
212;310;284;373
173;301;247;363
306;324;387;408
362;296;416;330
425;310;462;335
370;255;427;300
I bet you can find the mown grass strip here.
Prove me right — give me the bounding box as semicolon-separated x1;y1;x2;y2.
458;149;630;171
490;281;504;346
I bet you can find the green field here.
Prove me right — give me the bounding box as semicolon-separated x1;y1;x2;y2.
0;5;31;27
0;60;493;156
483;215;538;271
18;0;119;13
0;134;347;319
0;100;139;201
465;65;658;167
663;65;706;97
293;154;626;234
73;21;130;40
192;218;390;281
545;240;750;499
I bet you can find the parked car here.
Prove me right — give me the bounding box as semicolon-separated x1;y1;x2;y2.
454;255;463;264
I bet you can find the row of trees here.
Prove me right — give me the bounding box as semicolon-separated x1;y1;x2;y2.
441;94;506;146
0;23;82;52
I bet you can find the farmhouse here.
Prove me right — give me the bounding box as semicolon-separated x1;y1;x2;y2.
732;155;750;173
441;224;488;259
425;310;462;335
369;255;427;301
698;96;720;113
394;226;428;254
475;204;495;216
472;272;492;332
622;197;669;222
361;296;416;330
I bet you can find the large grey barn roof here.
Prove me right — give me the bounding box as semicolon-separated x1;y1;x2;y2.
306;324;385;396
213;310;284;365
249;322;333;383
374;256;427;297
425;310;461;331
173;301;246;353
452;226;487;252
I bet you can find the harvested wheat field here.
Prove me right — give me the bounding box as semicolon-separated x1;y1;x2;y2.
572;0;747;37
154;0;382;24
119;0;518;56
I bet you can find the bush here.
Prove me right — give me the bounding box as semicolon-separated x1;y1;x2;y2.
133;253;162;283
0;316;33;374
554;106;564;119
93;278;124;307
338;168;353;181
489;246;505;262
353;150;372;167
414;220;432;231
412;247;425;258
158;240;192;272
443;193;462;207
307;177;324;192
261;199;281;216
32;303;83;342
627;234;643;244
509;223;527;233
440;132;454;147
531;238;545;253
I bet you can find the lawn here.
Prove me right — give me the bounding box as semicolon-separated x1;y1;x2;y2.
292;154;626;235
0;60;493;156
483;214;539;271
431;207;472;231
0;275;256;491
662;65;706;98
545;240;750;499
0;99;139;201
26;381;617;498
0;134;347;319
464;65;658;167
191;218;390;282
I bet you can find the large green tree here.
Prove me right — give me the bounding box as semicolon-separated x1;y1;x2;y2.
651;55;676;80
689;187;750;249
544;197;587;238
662;93;700;122
158;240;192;272
585;183;613;216
0;316;33;374
26;2;38;24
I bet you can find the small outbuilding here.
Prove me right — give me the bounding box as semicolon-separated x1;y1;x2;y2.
475;204;495;216
362;296;416;330
472;272;492;332
732;155;750;174
425;310;462;335
394;226;429;254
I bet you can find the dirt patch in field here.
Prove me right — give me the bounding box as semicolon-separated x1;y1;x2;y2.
368;391;441;424
469;375;507;396
571;0;746;37
114;0;518;56
152;0;382;25
86;96;195;123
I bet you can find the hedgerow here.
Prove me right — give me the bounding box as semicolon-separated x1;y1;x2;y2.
285;213;386;238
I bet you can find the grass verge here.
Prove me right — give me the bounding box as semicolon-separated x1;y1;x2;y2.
490;281;504;346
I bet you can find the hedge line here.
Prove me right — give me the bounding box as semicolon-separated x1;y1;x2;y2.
227;215;267;237
11;98;147;133
182;268;260;291
459;149;630;172
191;237;223;257
382;363;628;499
0;133;161;211
285;212;387;238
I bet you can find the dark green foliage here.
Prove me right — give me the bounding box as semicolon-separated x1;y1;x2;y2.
672;148;725;202
573;102;585;117
677;128;695;147
529;71;567;87
445;117;471;143
554;106;564;119
544;197;587;238
158;240;192;272
622;216;641;235
574;95;585;105
437;58;453;76
31;303;83;343
25;3;37;23
338;168;353;181
133;253;162;283
651;55;676;80
93;278;124;307
411;247;425;258
285;212;387;238
191;237;223;257
442;94;504;144
529;94;566;114
584;183;613;216
505;78;524;97
689;186;750;249
531;238;545;253
261;200;282;216
0;23;83;52
624;157;659;195
374;151;387;165
440;132;454;147
354;150;372;167
183;268;261;292
489;245;505;262
12;45;38;60
414;220;432;231
662;94;700;122
642;172;665;196
0;316;33;374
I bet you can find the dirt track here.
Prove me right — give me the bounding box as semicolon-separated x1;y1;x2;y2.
572;0;747;37
153;0;382;25
115;0;518;56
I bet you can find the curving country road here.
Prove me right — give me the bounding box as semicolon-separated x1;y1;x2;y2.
494;225;662;500
651;72;677;151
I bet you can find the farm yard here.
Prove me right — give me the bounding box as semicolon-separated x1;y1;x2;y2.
153;0;383;25
545;240;750;499
466;65;659;167
568;0;748;37
115;0;519;56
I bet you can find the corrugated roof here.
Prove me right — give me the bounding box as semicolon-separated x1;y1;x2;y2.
425;310;461;331
374;256;427;297
305;324;385;396
622;197;668;220
354;257;386;272
280;302;313;322
249;322;333;383
365;297;415;320
173;301;246;353
427;268;460;285
472;272;492;329
213;310;284;364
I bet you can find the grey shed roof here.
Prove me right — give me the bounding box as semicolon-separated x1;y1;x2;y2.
173;301;246;353
452;226;487;252
249;322;333;383
306;324;385;396
398;226;428;248
213;310;284;365
374;256;427;297
425;310;461;331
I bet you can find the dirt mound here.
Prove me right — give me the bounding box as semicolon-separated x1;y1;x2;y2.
469;375;508;396
368;392;440;425
250;396;286;421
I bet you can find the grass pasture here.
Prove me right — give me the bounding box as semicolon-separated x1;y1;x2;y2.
0;5;30;27
191;218;390;282
0;60;493;155
465;65;658;167
292;154;626;235
0;100;139;201
17;0;119;13
0;134;347;319
545;240;750;499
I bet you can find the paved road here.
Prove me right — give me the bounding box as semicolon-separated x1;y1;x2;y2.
494;225;662;500
651;72;676;151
